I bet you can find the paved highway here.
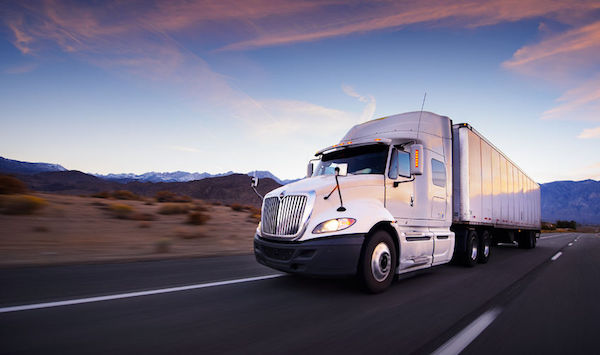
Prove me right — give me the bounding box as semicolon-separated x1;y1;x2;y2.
1;233;598;354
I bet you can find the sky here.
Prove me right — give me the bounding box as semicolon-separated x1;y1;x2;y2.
0;0;599;183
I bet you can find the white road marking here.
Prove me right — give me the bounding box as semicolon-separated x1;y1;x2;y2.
539;233;575;240
568;243;573;246
0;274;284;314
551;252;563;261
432;308;502;355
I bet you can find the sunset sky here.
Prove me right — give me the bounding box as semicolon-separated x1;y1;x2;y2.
1;0;599;182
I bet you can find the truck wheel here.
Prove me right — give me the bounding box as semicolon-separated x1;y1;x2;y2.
359;230;397;293
518;231;535;249
478;230;491;264
462;230;478;267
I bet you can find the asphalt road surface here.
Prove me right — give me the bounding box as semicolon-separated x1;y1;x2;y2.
1;233;598;355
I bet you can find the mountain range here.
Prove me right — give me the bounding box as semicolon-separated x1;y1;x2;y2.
0;156;297;185
1;156;599;224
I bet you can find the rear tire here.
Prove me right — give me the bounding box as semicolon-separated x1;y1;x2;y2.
358;230;397;294
478;230;491;264
461;230;478;267
518;230;535;249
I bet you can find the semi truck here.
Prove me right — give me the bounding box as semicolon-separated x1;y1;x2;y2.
252;111;541;293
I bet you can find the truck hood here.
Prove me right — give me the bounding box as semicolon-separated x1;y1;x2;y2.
266;174;384;199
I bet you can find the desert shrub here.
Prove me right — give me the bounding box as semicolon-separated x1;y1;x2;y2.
158;203;190;215
175;228;206;239
33;226;50;232
112;190;140;200
90;201;107;207
187;211;210;225
155;191;192;203
231;203;252;212
108;203;134;219
0;175;27;194
0;195;47;215
91;191;111;199
155;238;171;253
138;222;151;228
556;220;577;229
211;201;222;206
541;222;556;231
129;212;156;221
91;190;140;200
191;203;209;212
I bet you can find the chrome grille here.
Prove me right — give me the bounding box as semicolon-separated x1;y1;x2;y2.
262;195;308;237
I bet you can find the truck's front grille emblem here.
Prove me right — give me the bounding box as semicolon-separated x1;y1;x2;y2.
262;195;307;237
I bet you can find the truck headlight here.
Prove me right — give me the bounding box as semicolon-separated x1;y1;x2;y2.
312;218;356;234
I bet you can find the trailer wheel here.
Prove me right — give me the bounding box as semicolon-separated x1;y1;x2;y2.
518;231;535;249
478;230;491;264
460;230;478;267
358;230;397;293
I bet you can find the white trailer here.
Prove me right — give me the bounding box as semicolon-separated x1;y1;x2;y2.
253;112;541;293
452;124;541;261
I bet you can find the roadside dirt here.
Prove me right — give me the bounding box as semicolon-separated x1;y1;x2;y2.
0;193;259;267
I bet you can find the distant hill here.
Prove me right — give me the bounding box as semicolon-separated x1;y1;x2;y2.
247;170;300;185
0;156;66;175
540;179;600;225
17;171;280;207
97;171;236;183
4;156;599;223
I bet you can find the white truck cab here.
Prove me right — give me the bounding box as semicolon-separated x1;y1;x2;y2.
253;111;540;293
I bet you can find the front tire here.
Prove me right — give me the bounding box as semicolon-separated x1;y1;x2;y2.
358;231;397;293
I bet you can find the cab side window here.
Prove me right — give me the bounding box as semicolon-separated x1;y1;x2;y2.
388;148;411;179
431;159;446;187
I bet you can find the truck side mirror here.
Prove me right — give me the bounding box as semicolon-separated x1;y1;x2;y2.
251;176;259;188
410;144;424;175
307;162;314;177
388;148;399;179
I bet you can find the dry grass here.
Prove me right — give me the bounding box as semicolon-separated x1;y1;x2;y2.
0;175;27;194
187;211;210;225
108;203;134;219
0;195;47;215
231;203;253;212
0;193;259;267
91;190;140;200
155;238;171;253
155;191;192;203
158;203;190;215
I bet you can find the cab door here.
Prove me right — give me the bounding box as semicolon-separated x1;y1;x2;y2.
385;146;433;270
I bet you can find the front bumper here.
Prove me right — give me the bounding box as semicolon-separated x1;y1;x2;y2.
254;233;365;276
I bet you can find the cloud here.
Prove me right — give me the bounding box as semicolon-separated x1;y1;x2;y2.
217;0;600;51
4;0;600;133
541;75;600;122
342;84;376;123
3;62;37;74
169;146;202;153
503;20;600;78
578;127;600;139
242;98;358;138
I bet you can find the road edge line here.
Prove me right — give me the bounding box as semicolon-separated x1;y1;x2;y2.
0;274;284;314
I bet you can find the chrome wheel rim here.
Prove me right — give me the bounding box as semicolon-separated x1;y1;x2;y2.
471;241;478;261
483;237;490;257
371;242;391;282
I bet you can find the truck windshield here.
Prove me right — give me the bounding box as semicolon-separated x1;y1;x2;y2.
314;144;388;176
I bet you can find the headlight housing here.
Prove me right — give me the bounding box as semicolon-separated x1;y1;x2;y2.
312;218;356;234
